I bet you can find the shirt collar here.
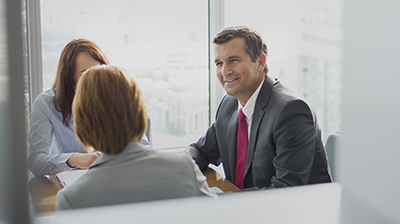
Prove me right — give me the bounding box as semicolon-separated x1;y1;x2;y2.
238;78;265;119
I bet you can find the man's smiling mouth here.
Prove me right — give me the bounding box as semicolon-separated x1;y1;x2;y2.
225;78;239;83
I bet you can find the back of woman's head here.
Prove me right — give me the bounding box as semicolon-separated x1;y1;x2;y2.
54;38;110;127
72;65;147;154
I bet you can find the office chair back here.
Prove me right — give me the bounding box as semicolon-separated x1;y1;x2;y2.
325;132;341;181
145;117;152;146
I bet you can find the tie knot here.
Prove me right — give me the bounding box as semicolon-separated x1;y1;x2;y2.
239;108;246;122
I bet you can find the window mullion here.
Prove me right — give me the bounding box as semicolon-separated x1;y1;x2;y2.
26;0;43;108
208;0;225;124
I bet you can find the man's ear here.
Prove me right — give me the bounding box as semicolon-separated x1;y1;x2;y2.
257;53;267;73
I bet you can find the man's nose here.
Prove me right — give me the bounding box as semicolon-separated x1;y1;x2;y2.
221;64;231;77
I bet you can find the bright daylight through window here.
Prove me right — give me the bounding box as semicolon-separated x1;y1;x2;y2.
40;0;209;149
225;0;343;141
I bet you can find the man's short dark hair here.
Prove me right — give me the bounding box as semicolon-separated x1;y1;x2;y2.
213;26;268;74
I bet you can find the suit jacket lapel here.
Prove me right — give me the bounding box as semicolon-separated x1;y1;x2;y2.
244;76;275;177
226;109;238;182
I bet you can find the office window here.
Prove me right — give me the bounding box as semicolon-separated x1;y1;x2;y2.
40;0;209;149
225;0;343;141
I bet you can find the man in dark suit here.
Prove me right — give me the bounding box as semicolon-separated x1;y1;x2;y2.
186;26;332;189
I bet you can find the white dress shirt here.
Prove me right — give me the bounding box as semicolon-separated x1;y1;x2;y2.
238;78;265;139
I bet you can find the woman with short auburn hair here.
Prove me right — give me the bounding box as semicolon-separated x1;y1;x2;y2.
56;65;216;210
73;65;147;154
27;39;151;176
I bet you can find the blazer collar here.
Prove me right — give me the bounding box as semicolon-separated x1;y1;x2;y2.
227;109;239;180
244;76;276;176
254;76;276;110
89;142;147;169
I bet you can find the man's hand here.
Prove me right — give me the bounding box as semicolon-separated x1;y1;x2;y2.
66;152;102;169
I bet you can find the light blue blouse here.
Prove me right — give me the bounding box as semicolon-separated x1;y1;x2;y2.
27;88;150;176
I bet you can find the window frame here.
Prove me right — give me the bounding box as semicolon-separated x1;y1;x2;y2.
208;0;226;123
26;0;43;109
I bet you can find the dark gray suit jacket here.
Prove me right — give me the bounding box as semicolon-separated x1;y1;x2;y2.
187;76;332;189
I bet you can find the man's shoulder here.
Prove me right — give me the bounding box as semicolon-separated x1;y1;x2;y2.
219;94;237;110
214;95;238;121
268;79;307;103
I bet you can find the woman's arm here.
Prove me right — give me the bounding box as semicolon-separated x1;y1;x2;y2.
27;99;75;175
66;152;101;169
27;97;91;175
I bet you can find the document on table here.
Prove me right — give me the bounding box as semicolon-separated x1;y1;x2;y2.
209;187;224;194
54;169;87;188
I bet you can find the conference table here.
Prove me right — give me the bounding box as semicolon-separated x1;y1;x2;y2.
28;167;239;215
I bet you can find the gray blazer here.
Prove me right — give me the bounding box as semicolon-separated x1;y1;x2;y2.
187;76;332;189
56;142;216;211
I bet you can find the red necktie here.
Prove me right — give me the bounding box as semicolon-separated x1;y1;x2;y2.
235;108;248;189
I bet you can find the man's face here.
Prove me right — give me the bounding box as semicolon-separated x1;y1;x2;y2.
214;38;265;106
